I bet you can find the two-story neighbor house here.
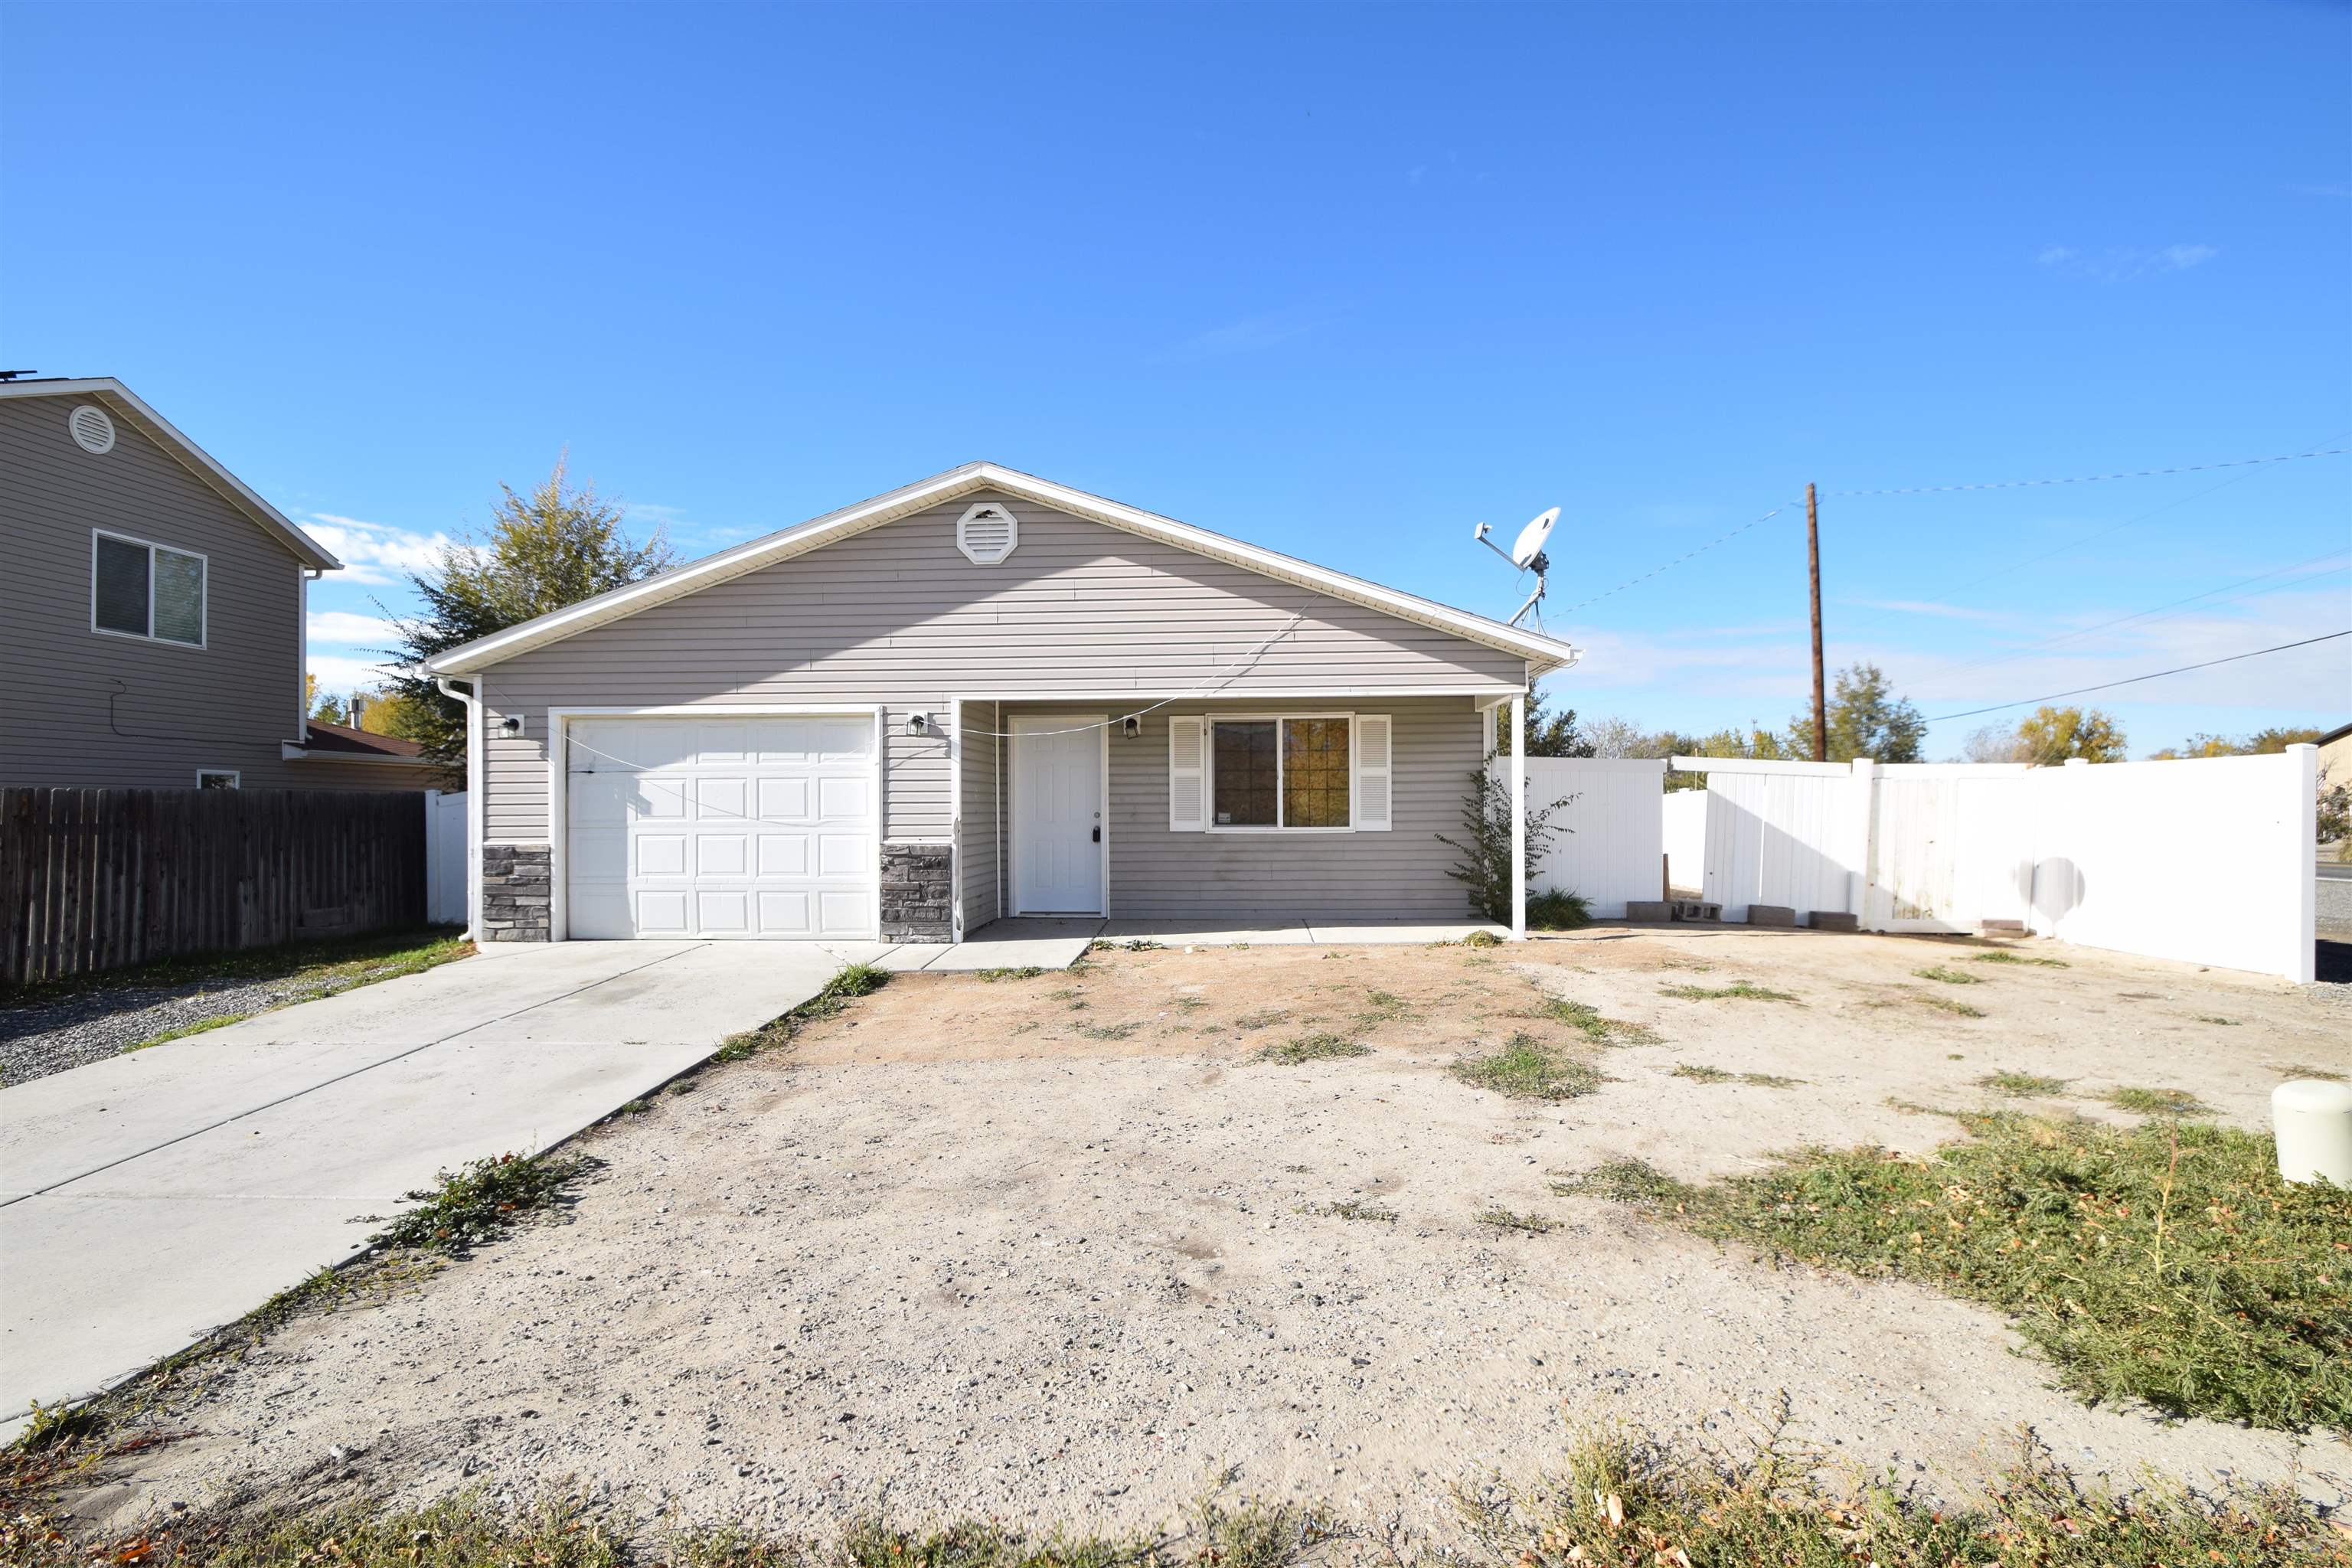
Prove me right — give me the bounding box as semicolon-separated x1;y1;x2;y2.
0;377;438;792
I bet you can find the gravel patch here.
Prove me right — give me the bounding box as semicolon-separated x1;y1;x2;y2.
0;975;354;1086
67;931;2351;1543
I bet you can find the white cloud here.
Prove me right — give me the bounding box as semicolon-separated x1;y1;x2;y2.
307;609;397;645
2036;243;2220;282
301;512;452;586
305;650;400;694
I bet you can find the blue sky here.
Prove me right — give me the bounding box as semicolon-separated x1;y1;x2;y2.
5;2;2346;756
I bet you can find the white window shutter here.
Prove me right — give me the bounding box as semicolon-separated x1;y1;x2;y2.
1355;714;1393;831
1168;717;1207;831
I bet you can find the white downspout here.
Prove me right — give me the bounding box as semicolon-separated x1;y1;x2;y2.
435;675;485;942
1510;691;1527;941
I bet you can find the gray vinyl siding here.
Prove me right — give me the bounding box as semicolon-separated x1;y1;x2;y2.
959;700;1002;929
0;397;312;789
479;492;1524;844
988;697;1482;923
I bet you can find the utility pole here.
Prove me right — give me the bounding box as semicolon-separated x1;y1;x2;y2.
1807;482;1827;763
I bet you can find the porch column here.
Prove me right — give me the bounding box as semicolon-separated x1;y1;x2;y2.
1510;691;1527;941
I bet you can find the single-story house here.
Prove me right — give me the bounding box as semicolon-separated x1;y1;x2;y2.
423;464;1580;943
282;718;449;791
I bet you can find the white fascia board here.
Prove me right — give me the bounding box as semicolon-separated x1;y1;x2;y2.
424;462;1585;677
0;378;342;571
280;742;436;766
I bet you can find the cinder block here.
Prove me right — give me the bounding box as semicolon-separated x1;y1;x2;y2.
1746;904;1797;928
1672;899;1722;923
1808;911;1860;933
1625;900;1674;923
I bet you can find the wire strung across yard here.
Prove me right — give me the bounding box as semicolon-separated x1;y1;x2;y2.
1922;630;2352;723
1823;443;2347;498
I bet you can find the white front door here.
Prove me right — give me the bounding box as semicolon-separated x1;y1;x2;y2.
565;714;877;939
1012;714;1105;914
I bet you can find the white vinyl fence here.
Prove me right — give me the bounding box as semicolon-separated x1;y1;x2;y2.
1661;789;1708;893
1672;748;2318;982
425;789;471;928
1523;757;1666;918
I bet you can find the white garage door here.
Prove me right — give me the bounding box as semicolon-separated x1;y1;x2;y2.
564;714;877;939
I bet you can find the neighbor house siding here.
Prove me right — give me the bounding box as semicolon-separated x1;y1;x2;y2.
477;493;1525;844
959;700;1003;930
0;397;312;788
995;697;1484;922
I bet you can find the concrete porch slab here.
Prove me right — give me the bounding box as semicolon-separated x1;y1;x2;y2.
1303;920;1508;944
881;919;1102;973
1099;920;1315;946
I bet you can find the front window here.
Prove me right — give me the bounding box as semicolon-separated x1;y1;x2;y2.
93;531;206;647
1211;717;1351;829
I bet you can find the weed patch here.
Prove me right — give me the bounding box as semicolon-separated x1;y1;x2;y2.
1912;991;1986;1018
369;1150;590;1256
1658;981;1795;1002
1256;1032;1369;1064
1233;1008;1289;1030
1300;1199;1396;1223
1352;988;1420;1027
974;966;1044;982
1477;1206;1559;1234
1526;991;1656;1045
1451;1034;1603;1100
2102;1085;2216;1117
1565;1114;2352;1430
1978;1070;2069;1098
1913;965;1981;985
2270;1062;2344;1080
1674;1063;1805;1087
714;962;890;1062
1458;1418;2337;1568
1525;888;1591;931
1971;950;2069;968
1073;1021;1140;1042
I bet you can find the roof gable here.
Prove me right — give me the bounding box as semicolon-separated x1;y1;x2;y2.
0;378;339;570
426;462;1581;677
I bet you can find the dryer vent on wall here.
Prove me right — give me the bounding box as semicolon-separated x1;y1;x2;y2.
956;501;1018;564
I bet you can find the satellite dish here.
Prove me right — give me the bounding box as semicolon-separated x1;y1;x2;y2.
1469;505;1563;630
1510;507;1559;570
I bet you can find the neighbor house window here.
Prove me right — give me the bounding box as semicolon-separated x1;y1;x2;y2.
93;531;206;647
1210;717;1351;829
196;769;240;789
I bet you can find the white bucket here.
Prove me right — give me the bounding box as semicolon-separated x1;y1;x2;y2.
2272;1079;2352;1187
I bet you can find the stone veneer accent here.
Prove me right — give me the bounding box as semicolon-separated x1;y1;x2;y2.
481;844;552;942
880;843;952;943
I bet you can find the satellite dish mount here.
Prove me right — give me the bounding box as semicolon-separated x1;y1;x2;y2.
1471;506;1560;629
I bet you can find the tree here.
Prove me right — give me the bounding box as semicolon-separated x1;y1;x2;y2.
1961;724;2025;764
1792;663;1926;763
383;456;675;776
2010;705;2127;766
310;691;349;725
354;688;436;740
1580;716;1655;760
1434;758;1573;923
2148;726;2321;760
1494;694;1596;758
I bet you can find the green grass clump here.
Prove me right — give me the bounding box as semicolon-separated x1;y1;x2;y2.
1913;991;1986;1018
1233;1008;1289;1030
974;965;1044;982
369;1149;589;1256
2;926;470;1008
1978;1069;2069;1098
1527;991;1658;1045
1450;1034;1603;1100
1477;1206;1559;1234
1525;889;1591;931
1299;1198;1396;1223
1671;1063;1806;1088
1971;949;2069;967
1913;964;1981;985
1353;988;1419;1027
1256;1031;1369;1064
1073;1021;1140;1041
1658;982;1795;1002
2101;1085;2216;1117
1561;1113;2352;1430
714;962;890;1061
1459;1421;2338;1568
121;1012;250;1053
2270;1062;2344;1080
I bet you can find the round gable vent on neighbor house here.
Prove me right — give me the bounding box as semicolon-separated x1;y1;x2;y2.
956;500;1018;565
68;403;117;455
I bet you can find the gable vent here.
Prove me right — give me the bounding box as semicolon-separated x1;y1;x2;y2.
956;500;1018;565
68;403;117;455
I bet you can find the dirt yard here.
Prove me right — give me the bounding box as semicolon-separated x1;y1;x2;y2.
64;926;2352;1542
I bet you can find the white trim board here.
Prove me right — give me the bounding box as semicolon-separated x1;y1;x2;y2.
425;463;1581;678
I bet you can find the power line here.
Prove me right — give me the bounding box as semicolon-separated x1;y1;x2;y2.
1904;547;2352;691
1825;444;2347;498
1922;630;2351;724
1559;501;1796;616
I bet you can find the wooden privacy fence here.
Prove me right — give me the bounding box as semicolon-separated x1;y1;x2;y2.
1;788;429;986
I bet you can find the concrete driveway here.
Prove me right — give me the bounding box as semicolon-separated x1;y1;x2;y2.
0;938;888;1432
